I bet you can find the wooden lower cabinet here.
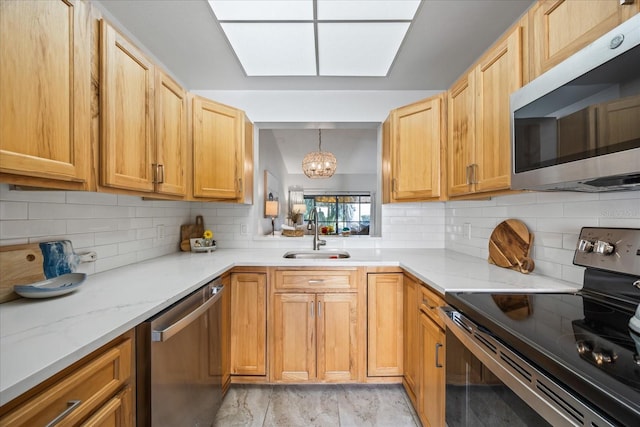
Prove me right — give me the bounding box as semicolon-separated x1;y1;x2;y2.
367;273;403;377
418;312;445;427
230;272;267;377
402;274;420;405
272;292;359;382
0;333;134;427
270;268;363;383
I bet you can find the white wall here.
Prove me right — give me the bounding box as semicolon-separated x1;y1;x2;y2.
192;90;439;123
445;191;640;284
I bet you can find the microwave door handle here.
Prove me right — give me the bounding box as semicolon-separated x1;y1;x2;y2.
152;288;223;342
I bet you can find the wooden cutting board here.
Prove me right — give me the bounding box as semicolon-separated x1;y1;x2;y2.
488;219;535;274
0;243;45;303
180;215;204;251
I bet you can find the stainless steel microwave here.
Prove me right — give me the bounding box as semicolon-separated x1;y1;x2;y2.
511;14;640;192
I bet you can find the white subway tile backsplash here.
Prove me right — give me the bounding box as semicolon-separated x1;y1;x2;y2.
0;201;27;220
445;191;639;284
1;182;637;284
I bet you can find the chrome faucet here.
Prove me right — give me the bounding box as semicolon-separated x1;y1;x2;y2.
307;207;326;250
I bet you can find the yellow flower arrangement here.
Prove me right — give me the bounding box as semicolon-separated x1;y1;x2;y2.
203;230;213;239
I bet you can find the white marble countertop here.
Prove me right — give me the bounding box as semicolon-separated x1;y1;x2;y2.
0;248;580;406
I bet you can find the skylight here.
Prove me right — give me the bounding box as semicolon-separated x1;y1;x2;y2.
207;0;421;77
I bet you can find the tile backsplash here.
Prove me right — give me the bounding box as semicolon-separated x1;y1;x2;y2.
1;183;637;284
445;191;640;284
0;185;192;274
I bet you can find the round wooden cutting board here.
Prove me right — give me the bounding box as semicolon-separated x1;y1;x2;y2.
488;219;535;274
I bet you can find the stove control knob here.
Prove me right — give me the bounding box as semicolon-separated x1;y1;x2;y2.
576;340;592;355
592;350;617;365
593;240;615;255
577;239;594;253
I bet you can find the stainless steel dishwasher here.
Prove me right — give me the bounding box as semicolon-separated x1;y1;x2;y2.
136;277;224;427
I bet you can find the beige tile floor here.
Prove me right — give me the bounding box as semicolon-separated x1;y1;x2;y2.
214;384;420;427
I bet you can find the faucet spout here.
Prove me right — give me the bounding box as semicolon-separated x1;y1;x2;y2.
308;207;326;250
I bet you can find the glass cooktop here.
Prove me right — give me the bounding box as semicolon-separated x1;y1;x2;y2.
445;291;640;426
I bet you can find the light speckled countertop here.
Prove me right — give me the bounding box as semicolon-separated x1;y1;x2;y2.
0;248;580;406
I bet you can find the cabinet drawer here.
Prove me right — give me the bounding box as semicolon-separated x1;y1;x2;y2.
418;285;445;330
1;338;132;427
274;269;358;291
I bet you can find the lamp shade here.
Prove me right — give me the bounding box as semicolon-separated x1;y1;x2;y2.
293;203;307;214
265;200;279;217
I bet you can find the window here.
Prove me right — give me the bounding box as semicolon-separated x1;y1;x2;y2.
303;194;371;235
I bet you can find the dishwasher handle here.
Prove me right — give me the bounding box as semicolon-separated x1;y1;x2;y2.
152;284;223;342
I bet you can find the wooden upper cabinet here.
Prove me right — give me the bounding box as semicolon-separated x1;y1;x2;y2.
385;94;444;203
446;25;522;198
155;71;187;196
474;27;522;193
236;116;254;204
0;0;91;188
529;0;640;80
447;73;476;197
192;96;243;200
100;20;155;193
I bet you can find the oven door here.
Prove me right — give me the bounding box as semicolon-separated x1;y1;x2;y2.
441;307;614;427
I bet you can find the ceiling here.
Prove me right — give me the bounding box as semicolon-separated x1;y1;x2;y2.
96;0;533;91
96;0;533;176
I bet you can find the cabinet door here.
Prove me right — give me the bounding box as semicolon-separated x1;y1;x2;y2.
317;293;358;382
530;0;639;79
390;96;442;201
155;70;187;196
79;386;133;427
273;293;316;381
230;273;266;376
236;116;254;204
474;28;521;193
0;0;91;186
100;20;155;192
447;73;476;197
192;96;242;199
367;274;403;376
418;312;445;427
403;275;419;405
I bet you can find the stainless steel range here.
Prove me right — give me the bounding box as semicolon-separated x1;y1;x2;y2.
442;227;640;426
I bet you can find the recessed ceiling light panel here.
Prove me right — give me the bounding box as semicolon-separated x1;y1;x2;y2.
318;23;410;76
208;0;313;21
317;0;420;20
220;23;316;76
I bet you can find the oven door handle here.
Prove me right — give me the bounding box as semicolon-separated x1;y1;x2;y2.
152;287;223;342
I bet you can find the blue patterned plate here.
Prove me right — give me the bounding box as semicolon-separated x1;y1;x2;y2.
14;273;87;299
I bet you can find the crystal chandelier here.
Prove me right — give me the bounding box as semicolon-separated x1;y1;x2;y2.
302;129;337;179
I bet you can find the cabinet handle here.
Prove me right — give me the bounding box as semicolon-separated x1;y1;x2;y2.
157;164;164;184
471;164;479;185
435;343;443;368
310;301;314;317
392;178;397;193
308;279;324;285
465;165;472;185
318;301;322;318
620;0;634;5
152;163;158;184
46;399;82;427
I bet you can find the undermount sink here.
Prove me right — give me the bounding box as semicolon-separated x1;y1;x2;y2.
283;250;351;259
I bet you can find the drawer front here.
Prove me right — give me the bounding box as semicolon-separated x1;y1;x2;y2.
274;269;358;291
418;285;445;330
1;338;132;427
